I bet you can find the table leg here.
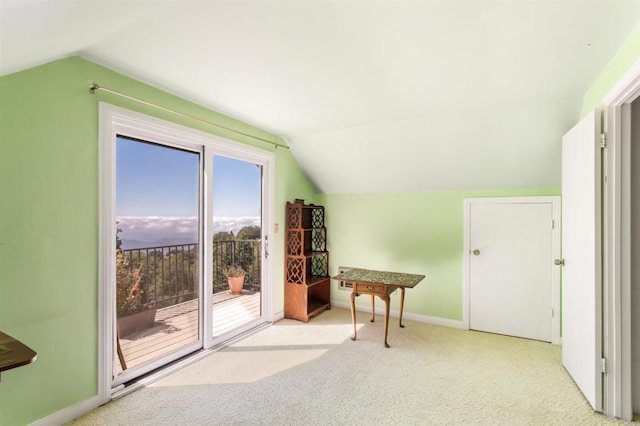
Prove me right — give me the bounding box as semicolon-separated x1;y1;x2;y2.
383;295;391;348
350;290;358;341
399;287;406;328
370;295;375;322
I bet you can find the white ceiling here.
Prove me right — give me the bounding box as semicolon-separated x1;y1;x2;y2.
2;1;639;193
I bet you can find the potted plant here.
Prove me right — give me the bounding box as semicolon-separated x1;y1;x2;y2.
116;250;156;337
223;264;246;295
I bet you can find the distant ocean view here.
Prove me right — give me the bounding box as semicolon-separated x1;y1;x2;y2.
117;216;260;250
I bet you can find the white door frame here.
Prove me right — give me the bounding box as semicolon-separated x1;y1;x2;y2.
98;103;275;404
206;145;275;347
462;196;561;344
601;58;640;420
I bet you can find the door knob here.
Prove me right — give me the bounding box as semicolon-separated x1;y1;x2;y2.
554;258;565;266
472;249;480;256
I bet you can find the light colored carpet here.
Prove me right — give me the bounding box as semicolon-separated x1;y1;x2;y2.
69;307;631;425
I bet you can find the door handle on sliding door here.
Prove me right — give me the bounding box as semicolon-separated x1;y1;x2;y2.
264;235;269;259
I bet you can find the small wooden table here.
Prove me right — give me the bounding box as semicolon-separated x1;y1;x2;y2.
0;331;37;381
332;268;425;347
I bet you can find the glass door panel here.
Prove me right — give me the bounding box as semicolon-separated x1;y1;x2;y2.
114;136;202;383
211;155;263;340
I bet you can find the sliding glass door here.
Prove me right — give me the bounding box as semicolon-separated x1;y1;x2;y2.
101;104;274;394
114;136;202;384
210;155;264;342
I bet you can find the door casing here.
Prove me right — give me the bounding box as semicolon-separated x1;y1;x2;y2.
601;58;640;421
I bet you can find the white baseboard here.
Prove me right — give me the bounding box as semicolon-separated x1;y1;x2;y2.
330;301;465;329
30;395;102;426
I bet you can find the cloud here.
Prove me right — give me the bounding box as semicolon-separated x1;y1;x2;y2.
212;216;261;235
116;216;260;243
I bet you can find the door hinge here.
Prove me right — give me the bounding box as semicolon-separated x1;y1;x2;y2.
551;220;555;230
600;133;606;149
601;358;607;374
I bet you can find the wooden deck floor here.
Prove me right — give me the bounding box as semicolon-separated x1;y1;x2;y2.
117;290;261;373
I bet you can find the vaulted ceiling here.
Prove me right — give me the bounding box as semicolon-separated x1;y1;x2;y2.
2;1;638;193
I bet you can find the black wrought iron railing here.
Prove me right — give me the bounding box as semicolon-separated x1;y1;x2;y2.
210;240;261;292
119;240;261;310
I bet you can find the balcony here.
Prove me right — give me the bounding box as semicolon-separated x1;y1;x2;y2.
116;240;261;372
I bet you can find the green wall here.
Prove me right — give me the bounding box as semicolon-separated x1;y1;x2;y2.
0;56;315;426
322;188;560;320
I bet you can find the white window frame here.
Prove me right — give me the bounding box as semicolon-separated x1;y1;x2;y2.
98;103;275;403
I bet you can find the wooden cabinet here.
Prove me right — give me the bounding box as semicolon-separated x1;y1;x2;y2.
284;201;331;322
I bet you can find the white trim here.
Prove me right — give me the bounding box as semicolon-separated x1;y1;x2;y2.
603;102;626;419
272;311;285;322
462;196;561;344
330;301;466;329
602;58;640;105
203;148;213;349
98;103;275;406
462;199;470;329
97;103;115;406
263;160;276;322
601;60;640;421
30;395;103;426
619;103;633;418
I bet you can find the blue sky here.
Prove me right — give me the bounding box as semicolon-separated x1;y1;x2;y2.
116;137;261;244
116;137;199;216
212;155;262;217
116;136;261;217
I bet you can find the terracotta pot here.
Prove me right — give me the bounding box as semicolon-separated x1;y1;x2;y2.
117;308;157;337
227;275;245;295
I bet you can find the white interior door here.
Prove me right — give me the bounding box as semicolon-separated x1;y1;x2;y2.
468;199;556;342
561;110;603;411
